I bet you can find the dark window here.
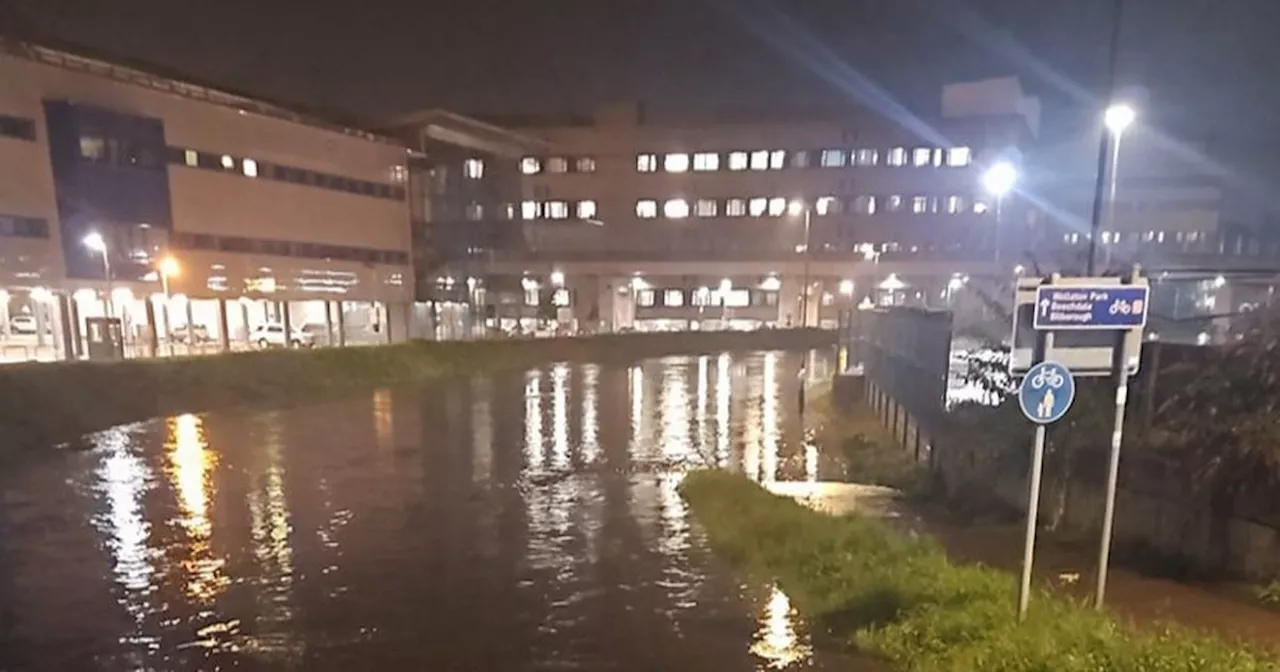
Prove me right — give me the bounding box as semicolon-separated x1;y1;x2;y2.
0;215;49;238
0;114;36;141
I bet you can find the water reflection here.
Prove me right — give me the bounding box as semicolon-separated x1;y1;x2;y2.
165;414;228;604
0;349;857;671
751;585;814;669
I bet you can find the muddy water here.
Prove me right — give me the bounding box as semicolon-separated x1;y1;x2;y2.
0;351;874;670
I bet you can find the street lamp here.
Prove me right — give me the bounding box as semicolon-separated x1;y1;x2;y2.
550;270;565;287
1100;103;1137;271
82;232;113;318
158;256;179;354
789;200;815;327
982;162;1018;266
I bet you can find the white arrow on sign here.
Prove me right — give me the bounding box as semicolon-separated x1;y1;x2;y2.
1039;298;1051;316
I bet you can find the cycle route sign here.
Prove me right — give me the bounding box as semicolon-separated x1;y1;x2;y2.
1018;361;1076;425
1033;285;1149;330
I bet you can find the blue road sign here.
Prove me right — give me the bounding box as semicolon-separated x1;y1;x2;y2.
1033;285;1149;330
1018;361;1076;425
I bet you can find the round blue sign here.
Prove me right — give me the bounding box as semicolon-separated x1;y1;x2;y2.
1018;361;1076;425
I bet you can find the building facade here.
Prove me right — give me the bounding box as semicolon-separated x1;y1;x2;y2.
0;38;414;360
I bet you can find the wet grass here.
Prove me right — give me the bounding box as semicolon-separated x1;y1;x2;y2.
807;391;926;492
680;470;1280;671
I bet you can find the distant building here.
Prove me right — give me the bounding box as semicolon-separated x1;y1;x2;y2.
0;37;416;357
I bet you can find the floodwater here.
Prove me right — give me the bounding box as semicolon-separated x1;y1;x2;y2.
0;350;874;671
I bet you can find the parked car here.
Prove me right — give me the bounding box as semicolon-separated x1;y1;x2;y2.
170;323;211;343
249;323;315;348
7;315;49;335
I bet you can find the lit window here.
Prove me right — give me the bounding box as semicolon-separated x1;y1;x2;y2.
547;157;569;173
815;196;837;215
637;289;656;307
664;289;685;307
750;150;770;171
79;137;106;160
769;150;786;170
792;151;810;168
692;287;713;306
973;201;989;214
183;149;198;167
933;149;945;166
693;152;719;171
695;199;718;217
576;157;596;173
552;288;571;307
721;289;750;308
728;151;749;171
664;153;690;173
636;199;658;218
1157;231;1165;243
1101;231;1113;244
912;148;932;166
220;154;235;170
748;197;768;217
524;288;540;306
637;154;658;172
521;157;542;174
945;196;966;214
726;198;747;217
853;195;877;214
577;200;597;219
911;196;929;213
767;197;787;216
820;149;847;167
390;164;408;183
464;158;485;179
521;201;540;220
242;158;258;177
887;147;907;166
885;195;904;212
545;201;569;219
855;149;879;166
465;203;484;221
663;198;690;219
947;147;972;167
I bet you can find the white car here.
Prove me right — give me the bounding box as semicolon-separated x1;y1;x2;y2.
9;315;38;335
249;323;315;348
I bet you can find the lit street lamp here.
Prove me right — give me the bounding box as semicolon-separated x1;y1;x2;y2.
982;162;1018;265
1100;103;1137;271
82;232;113;318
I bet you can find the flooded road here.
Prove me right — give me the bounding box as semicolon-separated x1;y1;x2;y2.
0;350;873;671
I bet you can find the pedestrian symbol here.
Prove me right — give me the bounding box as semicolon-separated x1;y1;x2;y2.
1018;361;1075;425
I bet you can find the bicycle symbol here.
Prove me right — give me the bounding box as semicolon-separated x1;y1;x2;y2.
1029;366;1065;390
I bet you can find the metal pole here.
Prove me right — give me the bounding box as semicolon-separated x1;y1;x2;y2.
1086;0;1125;276
102;252;115;318
1102;130;1124;272
1095;268;1138;608
161;272;173;356
1018;328;1054;621
994;194;1004;266
800;206;812;328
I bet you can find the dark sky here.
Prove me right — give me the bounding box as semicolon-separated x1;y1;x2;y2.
3;0;1279;148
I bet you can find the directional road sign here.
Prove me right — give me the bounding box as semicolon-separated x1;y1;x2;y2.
1033;285;1149;330
1018;361;1076;425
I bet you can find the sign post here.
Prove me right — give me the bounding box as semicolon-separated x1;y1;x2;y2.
1015;354;1076;620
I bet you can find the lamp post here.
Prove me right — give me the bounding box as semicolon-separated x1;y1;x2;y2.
982;162;1018;267
789;200;815;327
82;232;113;318
1100;103;1136;272
158;256;179;355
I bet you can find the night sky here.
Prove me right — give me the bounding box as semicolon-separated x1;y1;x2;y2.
3;0;1278;150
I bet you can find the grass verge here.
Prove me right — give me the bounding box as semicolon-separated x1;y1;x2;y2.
807;390;925;492
680;470;1280;671
0;329;830;452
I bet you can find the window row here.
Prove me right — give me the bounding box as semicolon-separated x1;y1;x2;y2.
79;136;165;170
635;287;778;309
633;194;988;219
0;214;49;239
167;147;406;202
518;199;598;220
0;114;36;142
170;231;410;265
1062;230;1206;245
520;156;598;175
632;146;972;174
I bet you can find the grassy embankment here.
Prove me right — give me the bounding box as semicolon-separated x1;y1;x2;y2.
0;329;830;451
806;389;924;491
680;470;1279;670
